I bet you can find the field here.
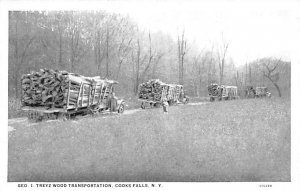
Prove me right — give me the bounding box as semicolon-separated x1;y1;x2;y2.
8;98;290;182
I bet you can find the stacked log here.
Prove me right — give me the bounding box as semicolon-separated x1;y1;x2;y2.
21;69;104;108
138;79;168;101
208;83;222;97
255;87;268;97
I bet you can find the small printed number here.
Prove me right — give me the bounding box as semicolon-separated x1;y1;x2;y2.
259;184;272;188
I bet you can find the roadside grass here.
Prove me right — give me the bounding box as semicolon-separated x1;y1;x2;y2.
8;98;290;182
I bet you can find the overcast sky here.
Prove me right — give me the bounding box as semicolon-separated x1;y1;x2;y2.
1;0;297;65
101;0;294;65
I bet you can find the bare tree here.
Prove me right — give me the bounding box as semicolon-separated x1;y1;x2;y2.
105;23;110;77
10;12;36;98
94;30;105;76
140;32;154;80
177;30;187;85
207;45;215;84
235;71;240;87
192;55;201;96
217;35;229;85
52;12;68;68
115;19;134;80
134;39;141;94
91;14;106;77
132;31;155;94
261;58;282;97
151;51;165;79
132;38;147;95
249;64;252;85
68;13;87;72
192;48;207;97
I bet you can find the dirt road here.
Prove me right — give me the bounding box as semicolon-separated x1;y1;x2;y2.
8;102;208;131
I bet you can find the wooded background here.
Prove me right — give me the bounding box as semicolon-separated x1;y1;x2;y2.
8;11;291;99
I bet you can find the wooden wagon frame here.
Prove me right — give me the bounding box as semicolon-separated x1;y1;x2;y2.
22;79;125;121
138;84;188;109
209;85;239;101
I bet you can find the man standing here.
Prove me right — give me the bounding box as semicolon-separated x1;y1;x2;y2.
162;98;169;114
109;92;117;112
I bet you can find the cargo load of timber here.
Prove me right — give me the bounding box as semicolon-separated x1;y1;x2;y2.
208;83;222;97
138;79;168;102
208;83;238;101
255;87;271;98
138;79;185;102
138;79;188;109
21;68;115;109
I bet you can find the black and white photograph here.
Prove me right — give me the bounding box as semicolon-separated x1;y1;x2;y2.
1;0;300;190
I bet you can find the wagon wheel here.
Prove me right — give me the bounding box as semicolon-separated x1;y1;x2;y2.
27;111;43;122
118;102;125;113
44;113;56;120
56;112;70;121
63;113;71;121
85;108;94;116
28;111;38;121
87;106;99;115
93;105;102;113
27;112;32;120
154;103;161;108
184;97;189;104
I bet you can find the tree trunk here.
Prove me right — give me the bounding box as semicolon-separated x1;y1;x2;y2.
249;64;252;84
178;36;181;85
70;33;75;72
265;73;282;97
131;51;135;93
181;54;184;85
135;40;140;95
219;58;225;85
14;14;19;98
177;32;186;85
116;59;123;80
270;81;282;97
95;46;99;74
151;54;163;79
106;25;109;77
198;63;202;97
96;31;103;76
193;80;198;97
245;63;248;86
59;30;62;68
198;78;202;97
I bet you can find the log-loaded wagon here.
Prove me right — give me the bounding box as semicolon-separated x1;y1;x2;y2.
138;79;189;109
208;83;238;101
255;87;271;98
21;69;125;121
